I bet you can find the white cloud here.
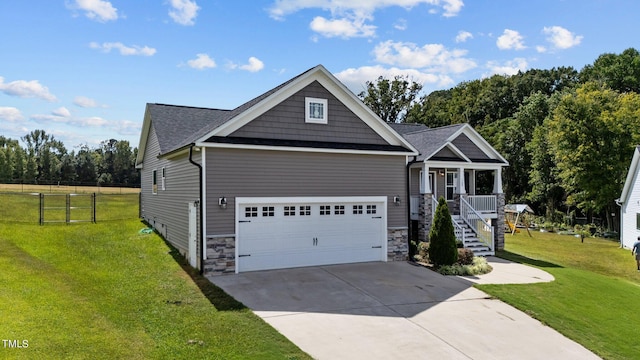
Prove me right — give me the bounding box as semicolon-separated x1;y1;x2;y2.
113;120;141;136
335;65;453;94
455;30;473;43
310;16;376;38
497;29;526;50
187;54;216;70
394;18;407;31
373;40;476;74
0;107;24;122
73;96;103;108
268;0;464;20
268;0;463;38
486;58;528;76
543;26;583;49
52;107;71;118
67;0;119;22
168;0;200;26
77;116;108;127
536;45;547;53
0;76;57;101
239;57;265;72
90;42;157;56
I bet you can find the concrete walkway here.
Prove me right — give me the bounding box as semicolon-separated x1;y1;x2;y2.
208;258;599;360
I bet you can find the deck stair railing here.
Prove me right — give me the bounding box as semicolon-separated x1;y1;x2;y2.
459;196;494;253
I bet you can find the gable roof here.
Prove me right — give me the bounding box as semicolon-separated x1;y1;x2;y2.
388;122;429;135
402;123;508;165
136;65;418;166
618;146;640;205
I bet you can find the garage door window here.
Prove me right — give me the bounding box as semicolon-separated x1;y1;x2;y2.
300;206;311;216
334;205;345;215
320;205;331;215
245;207;258;217
367;205;377;214
262;206;275;217
284;206;296;216
353;205;363;214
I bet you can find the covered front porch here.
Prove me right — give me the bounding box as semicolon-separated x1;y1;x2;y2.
409;163;506;255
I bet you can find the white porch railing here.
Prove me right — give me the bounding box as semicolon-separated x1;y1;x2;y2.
451;215;465;244
467;195;497;213
460;197;494;253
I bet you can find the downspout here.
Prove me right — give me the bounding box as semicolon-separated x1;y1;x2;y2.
406;155;419;260
188;144;205;274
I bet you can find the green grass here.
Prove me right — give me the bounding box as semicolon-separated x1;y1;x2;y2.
0;220;310;359
0;193;139;223
477;232;640;360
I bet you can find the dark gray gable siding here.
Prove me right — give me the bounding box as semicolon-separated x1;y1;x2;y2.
140;124;200;254
452;133;490;160
229;81;389;145
432;146;464;161
205;148;407;235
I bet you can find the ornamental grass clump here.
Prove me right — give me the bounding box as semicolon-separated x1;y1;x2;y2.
427;196;458;267
437;256;493;276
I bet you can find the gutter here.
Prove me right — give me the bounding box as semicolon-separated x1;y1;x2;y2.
406;155;420;260
614;198;623;248
188;144;205;275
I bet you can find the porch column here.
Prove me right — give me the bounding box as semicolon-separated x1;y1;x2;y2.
457;167;466;194
422;163;431;194
493;167;503;194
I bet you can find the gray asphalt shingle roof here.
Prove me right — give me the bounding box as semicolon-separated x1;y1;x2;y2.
402;124;465;161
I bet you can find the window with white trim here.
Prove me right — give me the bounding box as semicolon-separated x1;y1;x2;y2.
152;170;158;194
353;205;363;214
446;170;458;200
334;205;345;215
366;205;377;214
161;167;166;191
284;206;296;216
305;97;327;124
299;206;311;216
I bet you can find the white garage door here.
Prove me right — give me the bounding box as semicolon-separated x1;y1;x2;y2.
235;196;387;272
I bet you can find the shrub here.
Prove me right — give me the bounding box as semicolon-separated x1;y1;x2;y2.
437;257;493;276
427;196;458;267
417;241;429;259
457;248;475;266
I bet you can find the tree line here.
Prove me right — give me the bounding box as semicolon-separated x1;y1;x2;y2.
359;48;640;230
0;130;139;187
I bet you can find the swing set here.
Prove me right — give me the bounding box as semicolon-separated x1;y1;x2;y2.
505;204;534;236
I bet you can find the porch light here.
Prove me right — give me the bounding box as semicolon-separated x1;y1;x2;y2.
393;195;401;206
218;197;227;209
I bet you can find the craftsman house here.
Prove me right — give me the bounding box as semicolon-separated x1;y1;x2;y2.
136;65;508;275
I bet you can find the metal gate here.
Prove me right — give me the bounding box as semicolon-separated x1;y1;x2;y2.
39;193;96;225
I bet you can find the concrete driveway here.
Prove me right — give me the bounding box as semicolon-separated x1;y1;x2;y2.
208;260;599;360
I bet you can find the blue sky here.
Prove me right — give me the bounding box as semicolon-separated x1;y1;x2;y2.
1;0;638;149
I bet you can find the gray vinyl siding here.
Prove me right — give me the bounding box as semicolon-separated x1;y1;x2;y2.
205;148;407;234
452;134;490;160
140;126;200;254
410;168;420;195
229;81;389;145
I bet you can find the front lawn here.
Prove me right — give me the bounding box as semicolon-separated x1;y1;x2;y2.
477;232;640;360
0;220;310;359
